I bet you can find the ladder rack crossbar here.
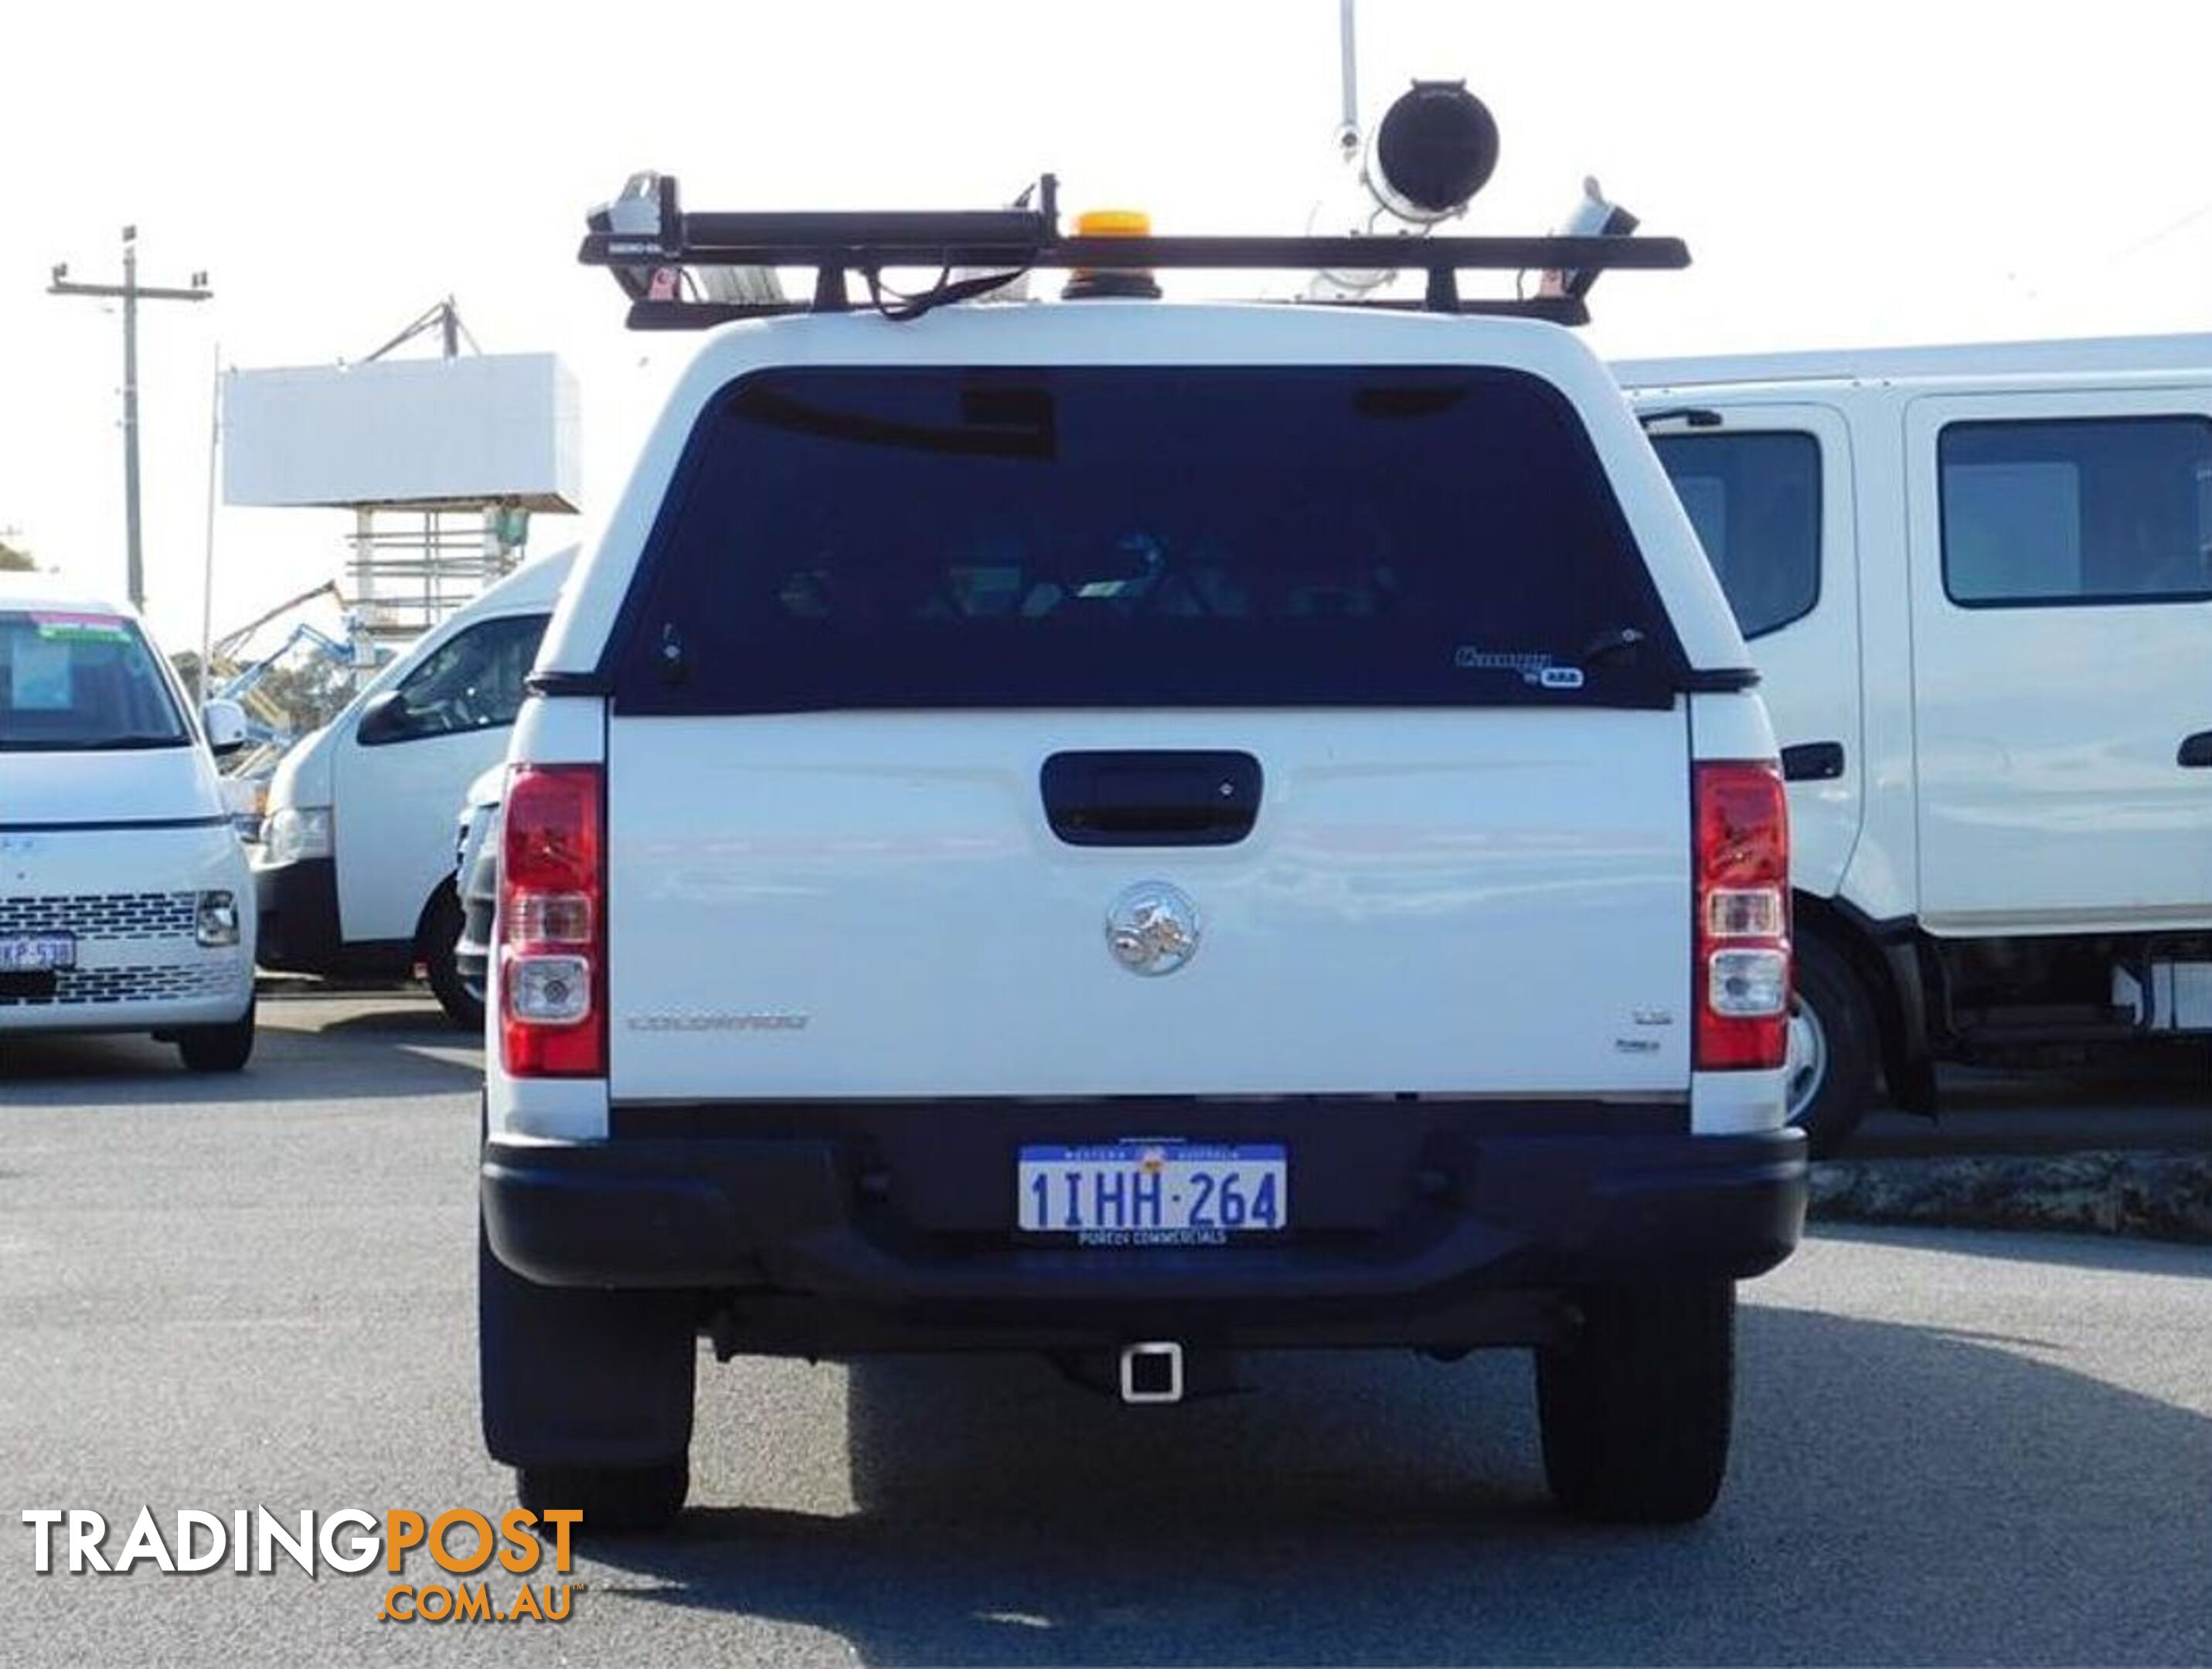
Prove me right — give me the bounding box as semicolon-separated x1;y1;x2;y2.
583;228;1688;274
580;172;1688;328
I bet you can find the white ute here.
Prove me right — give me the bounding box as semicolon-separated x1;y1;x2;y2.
0;574;257;1070
476;160;1809;1534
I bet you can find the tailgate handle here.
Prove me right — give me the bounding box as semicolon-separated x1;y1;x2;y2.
1041;752;1262;846
1782;741;1846;782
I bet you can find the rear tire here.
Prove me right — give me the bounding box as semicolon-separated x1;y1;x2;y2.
518;1459;689;1535
176;1004;255;1072
1537;1280;1735;1524
1788;931;1878;1158
423;887;482;1032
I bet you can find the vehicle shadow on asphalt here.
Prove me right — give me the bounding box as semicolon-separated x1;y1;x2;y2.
579;1306;2211;1665
1943;1051;2210;1103
297;1007;473;1040
0;1017;482;1104
1847;1053;2210;1162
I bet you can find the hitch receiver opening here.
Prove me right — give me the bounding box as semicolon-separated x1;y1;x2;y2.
1118;1341;1185;1405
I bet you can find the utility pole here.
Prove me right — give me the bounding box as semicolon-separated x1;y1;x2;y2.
49;227;213;610
199;343;223;702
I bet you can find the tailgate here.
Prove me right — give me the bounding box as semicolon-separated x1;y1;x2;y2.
606;709;1690;1101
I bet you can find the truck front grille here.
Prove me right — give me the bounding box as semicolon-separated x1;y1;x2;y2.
0;892;198;943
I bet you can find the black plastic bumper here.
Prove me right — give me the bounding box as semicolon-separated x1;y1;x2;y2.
482;1100;1805;1355
254;856;409;977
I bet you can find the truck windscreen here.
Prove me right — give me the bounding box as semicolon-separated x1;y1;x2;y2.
0;610;189;751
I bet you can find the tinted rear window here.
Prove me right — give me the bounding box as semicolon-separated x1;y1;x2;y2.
609;366;1686;712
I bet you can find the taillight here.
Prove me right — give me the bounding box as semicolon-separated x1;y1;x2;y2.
1694;760;1790;1070
500;763;606;1077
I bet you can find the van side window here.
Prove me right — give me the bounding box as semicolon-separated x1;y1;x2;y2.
1650;431;1822;639
1940;416;2212;606
376;614;548;744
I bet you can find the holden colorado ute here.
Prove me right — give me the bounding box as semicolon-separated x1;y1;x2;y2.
475;170;1809;1531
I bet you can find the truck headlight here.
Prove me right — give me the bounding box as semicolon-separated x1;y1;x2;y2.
196;891;242;948
260;806;333;865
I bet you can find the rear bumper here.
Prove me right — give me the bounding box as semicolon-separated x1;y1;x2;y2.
482;1100;1805;1352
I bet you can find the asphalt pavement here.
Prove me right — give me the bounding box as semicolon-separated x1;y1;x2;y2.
1850;1053;2210;1157
1;995;2207;1666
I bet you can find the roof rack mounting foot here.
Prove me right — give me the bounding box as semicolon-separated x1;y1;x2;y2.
812;267;851;314
1424;264;1459;314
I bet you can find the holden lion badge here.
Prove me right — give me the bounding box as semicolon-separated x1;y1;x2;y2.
1105;881;1201;977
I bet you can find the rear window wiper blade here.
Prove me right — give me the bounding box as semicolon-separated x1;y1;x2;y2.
1579;626;1649;666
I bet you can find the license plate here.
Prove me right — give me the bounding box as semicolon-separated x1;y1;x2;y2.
0;935;74;973
1017;1141;1288;1245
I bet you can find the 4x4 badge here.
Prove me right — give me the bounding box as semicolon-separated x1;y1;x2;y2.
1105;882;1201;977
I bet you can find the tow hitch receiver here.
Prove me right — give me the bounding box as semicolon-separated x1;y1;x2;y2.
1118;1340;1185;1405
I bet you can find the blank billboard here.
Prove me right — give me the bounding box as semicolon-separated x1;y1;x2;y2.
223;353;580;512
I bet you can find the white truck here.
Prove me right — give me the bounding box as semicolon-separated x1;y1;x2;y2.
1622;336;2212;1154
475;168;1808;1532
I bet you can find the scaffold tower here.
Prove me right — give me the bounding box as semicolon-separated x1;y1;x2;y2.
223;301;580;648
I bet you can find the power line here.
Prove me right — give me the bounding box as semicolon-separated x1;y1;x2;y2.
2105;197;2212;264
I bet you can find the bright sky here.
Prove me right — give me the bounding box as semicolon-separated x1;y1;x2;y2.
6;0;2212;654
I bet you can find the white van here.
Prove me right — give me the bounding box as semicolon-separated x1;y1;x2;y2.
1619;334;2212;1153
253;547;573;1022
1;574;258;1070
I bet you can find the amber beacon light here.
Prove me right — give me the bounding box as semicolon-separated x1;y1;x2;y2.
1063;209;1162;300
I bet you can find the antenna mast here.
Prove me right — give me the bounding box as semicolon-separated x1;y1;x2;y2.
1337;0;1361;158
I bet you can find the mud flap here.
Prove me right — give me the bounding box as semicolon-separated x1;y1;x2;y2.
478;1222;696;1468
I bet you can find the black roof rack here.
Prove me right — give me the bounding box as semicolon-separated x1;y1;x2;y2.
580;172;1689;330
